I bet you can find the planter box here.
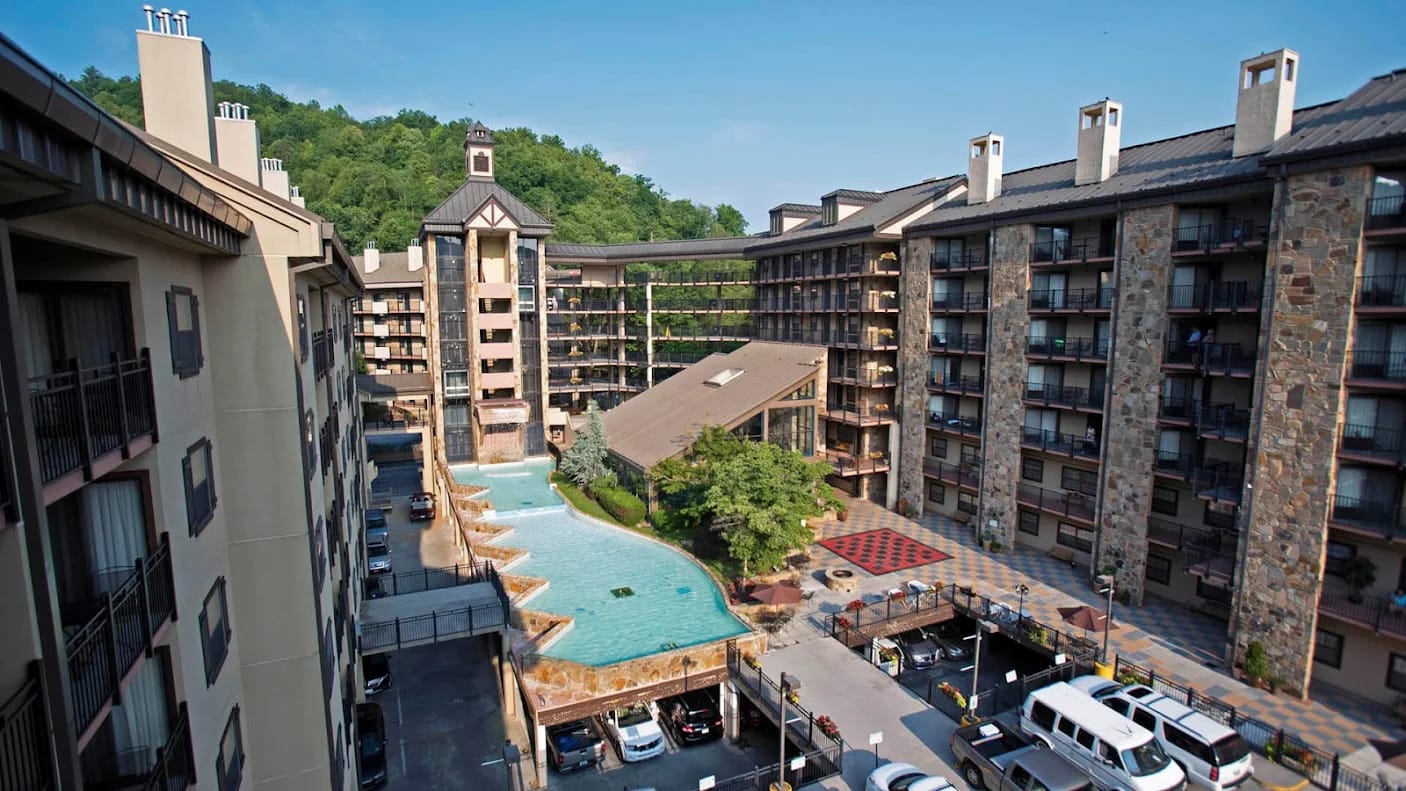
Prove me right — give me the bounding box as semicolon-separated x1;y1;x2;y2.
879;660;899;677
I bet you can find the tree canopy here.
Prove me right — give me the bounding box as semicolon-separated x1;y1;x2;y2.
68;67;747;252
560;402;609;488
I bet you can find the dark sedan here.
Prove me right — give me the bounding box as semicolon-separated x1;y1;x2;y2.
660;689;724;744
357;703;387;789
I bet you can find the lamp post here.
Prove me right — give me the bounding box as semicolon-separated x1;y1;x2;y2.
1098;579;1115;664
774;672;800;791
962;620;999;722
1016;584;1029;629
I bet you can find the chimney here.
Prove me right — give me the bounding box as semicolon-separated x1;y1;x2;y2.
407;239;424;272
214;101;260;184
363;241;380;275
290;185;305;208
967;133;1004;205
1233;49;1299;158
1075;99;1122;186
464;122;495;180
260;157;290;201
136;7;218;163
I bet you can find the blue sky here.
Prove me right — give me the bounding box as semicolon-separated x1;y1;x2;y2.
7;1;1405;230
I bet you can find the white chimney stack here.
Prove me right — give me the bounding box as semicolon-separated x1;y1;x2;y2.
214;101;261;185
260;157;290;201
363;242;381;274
967;133;1004;205
407;239;424;272
1233;48;1299;158
290;185;305;208
136;6;218;163
1075;99;1122;186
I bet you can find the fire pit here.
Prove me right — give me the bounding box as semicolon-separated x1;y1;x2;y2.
825;567;858;593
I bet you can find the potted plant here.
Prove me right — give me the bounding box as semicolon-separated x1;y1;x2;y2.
1343;555;1378;603
845;599;865;613
877;646;901;677
980;531;994;552
836;616;852;630
837;505;849;522
989;540;1003;553
1025;624;1050;647
1243;640;1269;687
815;715;841;740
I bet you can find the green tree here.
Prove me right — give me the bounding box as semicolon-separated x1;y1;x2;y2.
703;442;836;576
559;402;609;487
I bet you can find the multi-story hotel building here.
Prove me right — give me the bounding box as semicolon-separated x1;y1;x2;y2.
419;50;1406;710
0;13;366;791
352;243;429;376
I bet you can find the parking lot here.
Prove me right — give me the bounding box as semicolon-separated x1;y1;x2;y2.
548;717;774;791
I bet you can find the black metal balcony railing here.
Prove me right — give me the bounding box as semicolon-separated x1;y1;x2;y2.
1330;493;1405;538
1158;394;1195;421
825;451;890;476
0;662;53;791
1172;219;1265;253
652;351;708;366
1153;449;1195;477
930;333;986;353
1192;463;1243;504
548;373;620;388
30;351;158;487
551;298;619;312
1196;402;1251;440
830;368;898;387
82;701;194;790
1029;237;1114;264
1340;422;1406;462
759;294;863;312
930;248;988;271
650;298;755;312
931;292;988;312
825;402;895;424
1025;336;1110;361
1023;381;1104;410
1366;193;1406;232
67;534;176;740
924;459;982;489
1319;590;1406;638
1017;482;1095;521
1147;516;1239;553
1028;287;1114;312
312;329;333;379
928;373;985;394
928;411;981;435
1163;341;1256;375
627;269;754;285
1349;349;1406;382
1357;275;1406;308
1168;281;1261;312
1021;427;1100;460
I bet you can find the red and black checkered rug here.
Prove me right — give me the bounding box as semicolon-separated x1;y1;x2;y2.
818;528;951;576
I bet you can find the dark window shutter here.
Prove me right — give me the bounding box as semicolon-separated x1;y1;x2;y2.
182;454;196;532
166;291;180;372
198;607;211;680
190;295;204;367
205;443;217;510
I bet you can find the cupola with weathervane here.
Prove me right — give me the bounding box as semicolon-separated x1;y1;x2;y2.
465;121;495;181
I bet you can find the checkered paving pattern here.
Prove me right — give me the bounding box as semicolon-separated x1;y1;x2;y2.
786;498;1401;757
817;527;951;575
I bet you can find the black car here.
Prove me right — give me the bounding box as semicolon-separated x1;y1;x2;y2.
356;703;387;789
660;690;723;745
921;621;971;661
894;631;939;669
545;718;605;773
363;653;392;696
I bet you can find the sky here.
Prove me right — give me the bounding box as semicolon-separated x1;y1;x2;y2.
5;0;1405;231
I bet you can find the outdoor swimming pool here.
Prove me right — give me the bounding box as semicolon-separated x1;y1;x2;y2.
451;458;749;666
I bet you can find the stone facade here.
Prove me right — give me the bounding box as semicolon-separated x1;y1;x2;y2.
1235;166;1372;697
1097;206;1175;605
899;235;937;515
981;224;1032;548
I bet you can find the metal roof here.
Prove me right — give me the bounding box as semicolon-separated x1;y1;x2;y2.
822;188;885;202
423;179;553;230
353;251;426;286
749;176;964;251
770;203;822;215
602;342;826;471
545;236;754;263
1265;68;1406;162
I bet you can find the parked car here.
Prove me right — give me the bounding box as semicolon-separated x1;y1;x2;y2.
362;653;392;696
602;702;665;762
545;718;606;773
895;630;940;670
865;761;955;791
660;689;723;745
921;621;971;661
367;542;392;575
356;703;387;789
365;507;388;532
1069;676;1253;791
1021;682;1186;791
951;719;1092;791
409;492;436;520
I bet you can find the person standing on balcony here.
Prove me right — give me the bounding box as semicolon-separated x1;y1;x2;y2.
1392;589;1406;614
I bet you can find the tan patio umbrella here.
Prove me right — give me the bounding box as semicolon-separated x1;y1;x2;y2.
1058;604;1117;633
750;582;803;605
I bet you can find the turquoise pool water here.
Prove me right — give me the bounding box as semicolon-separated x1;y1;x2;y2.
450;458;560;511
451;459;749;666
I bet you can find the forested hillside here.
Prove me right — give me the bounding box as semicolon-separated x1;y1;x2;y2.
69;68;746;251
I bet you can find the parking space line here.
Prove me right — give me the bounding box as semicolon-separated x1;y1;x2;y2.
396;686;406;776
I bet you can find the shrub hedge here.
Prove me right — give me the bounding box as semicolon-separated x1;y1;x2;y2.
591;482;646;526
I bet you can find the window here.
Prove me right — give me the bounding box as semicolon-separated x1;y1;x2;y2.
184;439;217;535
1326;541;1357;577
1197;578;1233;605
1018;510;1040;536
296;294;308;362
313;516;326;593
929;483;945;505
1312;630;1343;669
1056;716;1077;738
1103;698;1130;716
1030;701;1057;732
1152;485;1178;516
1131;707;1157;732
166;286;203;377
200;578;231;685
1204;501;1236;530
1022;457;1044;482
1163;723;1202;756
1057;522;1094;553
217;706;245;791
1061;466;1098;496
961;445;979;465
930;437;948;459
1075;729;1095;750
782;381;815;401
1146;554;1172;585
958;492;978;515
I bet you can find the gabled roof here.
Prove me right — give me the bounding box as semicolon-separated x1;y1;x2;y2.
749;176;964;252
1265;68;1406;163
602;342;826;470
546;235;754;263
771;203;822;215
822;188;884;202
423;179;553;233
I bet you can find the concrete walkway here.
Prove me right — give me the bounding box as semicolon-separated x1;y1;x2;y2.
766;498;1395;758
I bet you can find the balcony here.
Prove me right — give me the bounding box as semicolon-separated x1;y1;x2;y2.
1163;341;1256;376
929;333;986;354
930;248;988;272
546;319;618;338
1339;422;1406;464
1153;449;1195;479
758;294;860;313
650;298;755;313
549;298;620;312
1028;288;1114;314
30;351;158;503
1357;275;1406;312
1023;381;1104;411
1029;237;1115;265
1172;219;1267;254
927;373;985;396
652;351;707;367
82;702;195;790
1017;482;1095;523
1168;281;1261;313
825;402;895;426
825;449;890;477
1319;591;1406;640
1025;336;1109;362
0;663;54;791
830;368;898;387
930;293;987;313
1158;394;1195;423
1146;518;1239;583
1021;427;1100;460
66;534;176;741
923;459;981;490
627;269;754;286
1196;402;1250;441
927;411;981;438
1348;349;1406;385
1192;463;1243;504
1366;194;1406;234
1330;493;1405;539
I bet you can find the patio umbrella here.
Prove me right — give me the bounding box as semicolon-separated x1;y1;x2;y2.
1058;604;1117;633
750;582;803;605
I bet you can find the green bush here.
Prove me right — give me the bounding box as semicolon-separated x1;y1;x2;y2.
1243;640;1269;681
592;483;646;526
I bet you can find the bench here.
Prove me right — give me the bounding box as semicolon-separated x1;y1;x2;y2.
1199;601;1232;621
952;511;971;525
1048;545;1076;566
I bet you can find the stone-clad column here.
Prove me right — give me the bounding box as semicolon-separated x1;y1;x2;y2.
981;224;1032;548
1235;166;1371;698
899;235;936;514
1097;205;1175;606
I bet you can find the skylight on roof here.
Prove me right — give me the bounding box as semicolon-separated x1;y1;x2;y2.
704;368;745;388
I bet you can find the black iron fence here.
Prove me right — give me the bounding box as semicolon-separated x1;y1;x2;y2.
1025;335;1110;361
366;561;499;598
931;333;987;353
928;374;985;394
929;660;1088;722
1020;428;1100;461
1366;194;1405;231
1024;381;1104;410
930;249;988;271
1028;287;1114;312
359;600;508;652
1168;281;1261;312
0;662;53;791
30;350;158;485
928;412;981;436
1329;493;1404;538
725;644;845;752
1017;482;1095;521
931;293;988;311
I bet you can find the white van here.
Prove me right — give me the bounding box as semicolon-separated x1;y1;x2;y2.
1021;682;1186;791
1069;677;1253;791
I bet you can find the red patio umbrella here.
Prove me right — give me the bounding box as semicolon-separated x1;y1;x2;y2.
750;582;803;605
1058;604;1117;633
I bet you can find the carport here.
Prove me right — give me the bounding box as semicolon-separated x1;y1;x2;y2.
359;580;507;654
